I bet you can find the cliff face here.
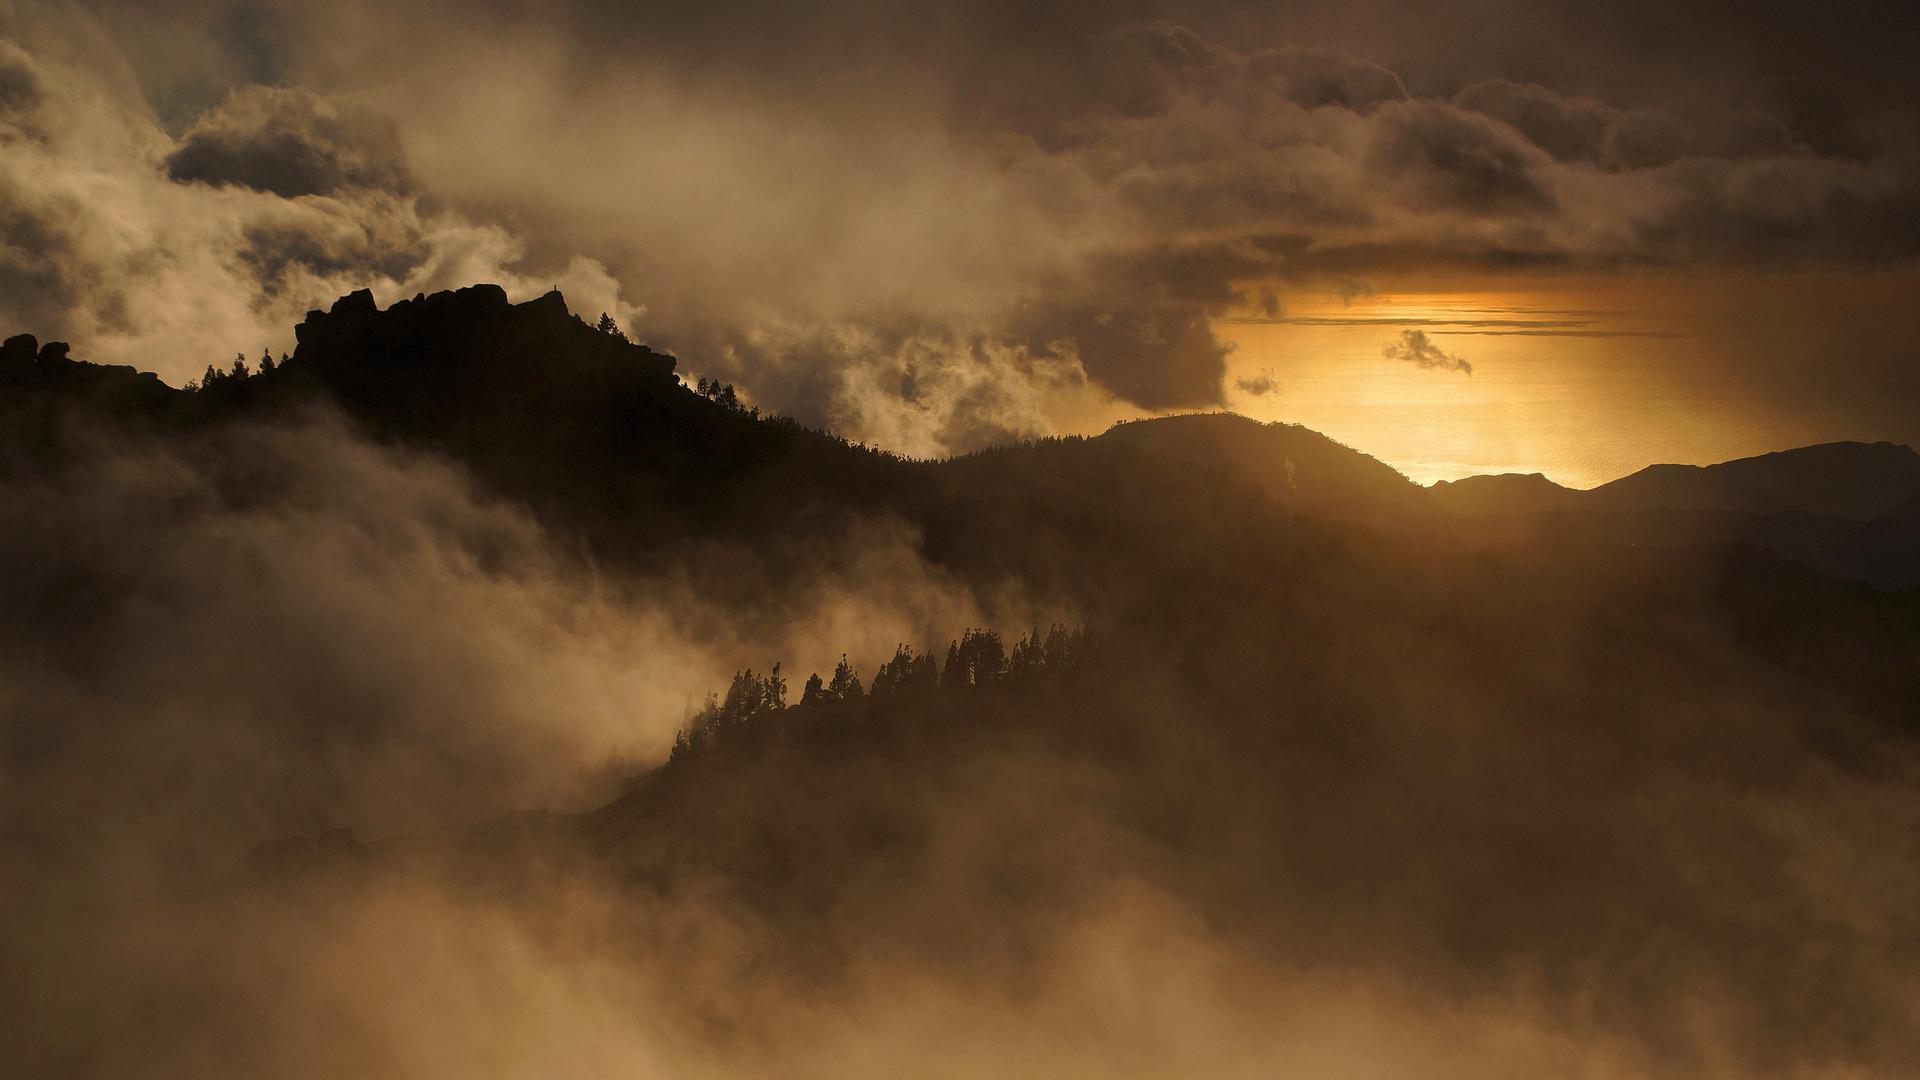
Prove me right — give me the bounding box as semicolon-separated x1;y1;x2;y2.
1;331;172;402
1;284;678;426
285;284;677;442
292;284;674;390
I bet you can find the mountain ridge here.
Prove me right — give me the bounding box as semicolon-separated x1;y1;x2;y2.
8;283;1913;511
7;282;1919;586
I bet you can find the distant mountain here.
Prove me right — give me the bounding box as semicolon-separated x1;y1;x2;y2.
1586;442;1920;519
1426;472;1579;515
1422;442;1920;588
8;283;1920;589
1094;413;1420;524
1429;443;1920;521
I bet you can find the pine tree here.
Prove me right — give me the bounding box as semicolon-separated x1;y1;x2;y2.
872;645;913;698
721;669;757;725
827;654;864;700
1043;623;1074;668
595;312;628;342
766;663;787;711
689;691;722;748
1008;625;1044;678
911;651;939;692
949;628;1006;687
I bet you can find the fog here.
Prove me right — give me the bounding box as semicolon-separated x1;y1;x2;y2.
4;395;1918;1077
0;406;999;994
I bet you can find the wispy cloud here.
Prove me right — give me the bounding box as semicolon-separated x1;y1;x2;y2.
1233;368;1280;396
1383;328;1473;374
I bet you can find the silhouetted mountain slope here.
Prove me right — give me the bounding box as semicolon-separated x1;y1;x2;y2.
8;283;1920;594
1882;490;1920;528
1426;471;1579;515
2;286;926;587
1;287;1413;606
1;332;179;472
1485;507;1920;590
1;333;174;403
280;285;927;559
1428;442;1920;521
1088;413;1420;523
1586;441;1920;519
1421;443;1920;588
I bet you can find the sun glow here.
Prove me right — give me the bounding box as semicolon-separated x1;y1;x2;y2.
1216;272;1914;488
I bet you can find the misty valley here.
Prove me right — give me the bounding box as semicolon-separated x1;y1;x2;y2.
3;285;1918;1077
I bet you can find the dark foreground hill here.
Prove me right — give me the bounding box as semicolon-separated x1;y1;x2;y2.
6;285;1920;1078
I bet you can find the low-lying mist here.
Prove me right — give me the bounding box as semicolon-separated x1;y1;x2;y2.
4;402;1920;1079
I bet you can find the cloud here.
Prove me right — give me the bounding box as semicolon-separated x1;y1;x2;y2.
675;318;1096;458
1250;44;1409;111
0;40;44;120
1336;278;1378;306
0;41;641;386
1382;328;1473;374
9;395;1920;1077
165;84;411;197
6;5;1920;1074
1366;99;1557;215
0;407;1017;866
4;4;1919;457
1454;79;1617;164
1454;78;1801;172
1234;368;1279;396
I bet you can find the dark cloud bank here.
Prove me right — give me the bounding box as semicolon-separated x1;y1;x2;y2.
3;0;1918;453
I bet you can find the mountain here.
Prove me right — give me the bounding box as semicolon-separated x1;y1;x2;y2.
1427;443;1920;520
1426;472;1579;515
1425;442;1920;588
1092;412;1420;524
9;284;1920;1079
1586;442;1920;519
0;286;1426;600
11;284;1920;591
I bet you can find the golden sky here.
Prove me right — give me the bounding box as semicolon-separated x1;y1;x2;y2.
3;1;1917;481
1215;272;1920;487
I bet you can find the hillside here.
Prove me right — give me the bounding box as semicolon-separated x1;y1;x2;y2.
1588;442;1920;519
1424;443;1920;588
7;284;1920;1079
1427;443;1920;521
